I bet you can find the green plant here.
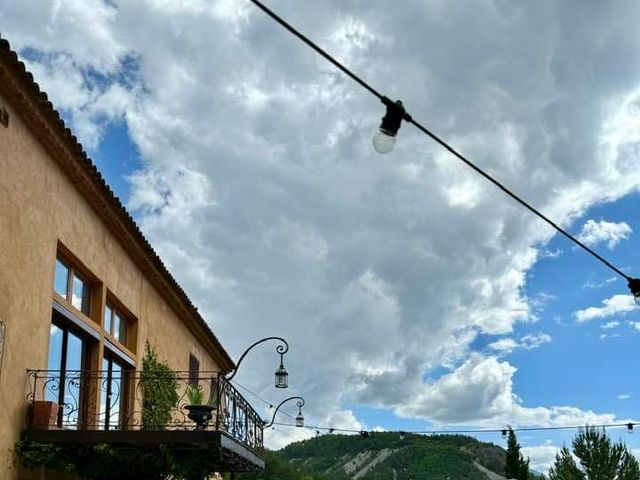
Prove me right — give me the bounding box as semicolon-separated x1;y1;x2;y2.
185;384;204;405
506;427;530;480
140;342;179;430
549;426;640;480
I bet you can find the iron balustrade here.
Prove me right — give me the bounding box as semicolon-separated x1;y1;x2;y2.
25;369;264;451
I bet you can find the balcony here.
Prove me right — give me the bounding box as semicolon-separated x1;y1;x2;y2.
24;369;265;472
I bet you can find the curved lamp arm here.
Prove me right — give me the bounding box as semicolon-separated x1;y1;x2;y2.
263;396;305;428
226;336;289;382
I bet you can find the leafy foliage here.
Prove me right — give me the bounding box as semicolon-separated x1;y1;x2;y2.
140;342;179;430
240;432;544;480
548;427;640;480
185;384;205;405
15;439;253;480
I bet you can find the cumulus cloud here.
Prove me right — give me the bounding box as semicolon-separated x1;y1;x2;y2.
574;295;636;322
390;354;623;428
3;0;640;446
576;219;633;249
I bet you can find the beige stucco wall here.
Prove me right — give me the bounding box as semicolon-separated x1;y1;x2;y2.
0;90;222;478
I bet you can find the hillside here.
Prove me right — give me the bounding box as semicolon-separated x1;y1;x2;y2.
240;432;546;480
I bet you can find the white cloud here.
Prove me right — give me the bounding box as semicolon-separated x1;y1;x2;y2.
574;295;636;323
391;354;625;427
4;0;640;447
576;219;633;250
488;333;552;354
522;443;561;475
617;394;631;400
582;276;618;289
600;321;620;329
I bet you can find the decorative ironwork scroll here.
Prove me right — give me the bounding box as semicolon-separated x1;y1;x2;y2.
25;369;264;452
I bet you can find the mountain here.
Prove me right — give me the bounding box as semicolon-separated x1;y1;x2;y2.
240;432;546;480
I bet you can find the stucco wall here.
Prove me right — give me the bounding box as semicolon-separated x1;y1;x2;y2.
0;89;222;478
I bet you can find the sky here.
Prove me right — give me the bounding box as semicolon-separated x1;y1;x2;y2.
2;0;640;474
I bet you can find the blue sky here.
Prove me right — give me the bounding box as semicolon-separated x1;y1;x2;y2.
87;79;640;472
3;0;640;473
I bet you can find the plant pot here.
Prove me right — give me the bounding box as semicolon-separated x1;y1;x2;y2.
185;404;214;430
30;401;59;430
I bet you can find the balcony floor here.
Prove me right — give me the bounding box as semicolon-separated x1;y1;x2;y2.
23;429;264;472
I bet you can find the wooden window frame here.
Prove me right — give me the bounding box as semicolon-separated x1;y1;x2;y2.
54;255;92;317
103;294;137;354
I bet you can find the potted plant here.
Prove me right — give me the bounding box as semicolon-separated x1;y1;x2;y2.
184;384;214;430
30;400;59;430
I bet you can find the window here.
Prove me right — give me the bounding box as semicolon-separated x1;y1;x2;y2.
47;314;89;428
104;302;128;345
100;354;131;431
188;354;200;386
53;257;90;315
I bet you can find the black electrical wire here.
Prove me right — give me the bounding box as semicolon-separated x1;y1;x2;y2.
272;421;638;436
246;0;631;282
231;380;297;420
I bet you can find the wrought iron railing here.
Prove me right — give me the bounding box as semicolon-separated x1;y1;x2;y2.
26;369;264;451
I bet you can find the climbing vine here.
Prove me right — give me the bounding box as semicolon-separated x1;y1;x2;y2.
140;342;179;430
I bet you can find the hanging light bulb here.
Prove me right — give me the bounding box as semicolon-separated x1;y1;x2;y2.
372;97;410;154
399;431;406;440
627;423;634;433
628;278;640;306
501;429;508;439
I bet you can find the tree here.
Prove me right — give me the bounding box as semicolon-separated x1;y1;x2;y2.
505;427;530;480
548;426;640;480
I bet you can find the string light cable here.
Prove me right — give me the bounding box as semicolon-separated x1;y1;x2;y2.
271;421;639;436
246;0;640;302
231;379;298;421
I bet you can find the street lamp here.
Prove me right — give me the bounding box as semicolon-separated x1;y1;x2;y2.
372;97;411;154
263;396;306;428
628;278;640;306
226;336;289;388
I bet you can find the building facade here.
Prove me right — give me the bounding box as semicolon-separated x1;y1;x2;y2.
0;36;263;479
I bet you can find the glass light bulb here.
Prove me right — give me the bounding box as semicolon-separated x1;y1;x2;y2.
634;292;640;306
372;129;396;154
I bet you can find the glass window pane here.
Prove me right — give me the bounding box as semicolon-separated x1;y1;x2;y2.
117;317;126;344
71;274;90;314
113;313;121;340
99;358;109;429
104;305;112;334
110;362;122;429
54;259;69;297
63;332;84;430
66;331;84;371
47;325;64;405
47;324;64;372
